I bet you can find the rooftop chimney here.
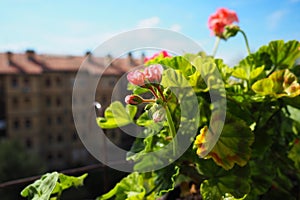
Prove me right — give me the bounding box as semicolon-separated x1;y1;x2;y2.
6;51;13;65
141;52;145;63
85;51;93;62
128;52;135;66
106;54;113;66
25;49;35;61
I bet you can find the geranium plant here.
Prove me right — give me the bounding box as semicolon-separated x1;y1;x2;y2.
21;7;300;200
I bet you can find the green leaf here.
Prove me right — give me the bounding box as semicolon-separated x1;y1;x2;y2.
146;55;193;76
191;56;225;91
214;58;233;81
251;78;274;96
97;172;146;200
250;65;265;79
288;139;300;169
248;159;276;196
161;68;190;88
262;40;300;69
97;101;137;129
136;111;153;127
21;172;59;200
196;114;254;170
198;160;251;200
51;173;88;195
232;67;249;80
155;165;180;197
252;69;300;98
21;172;88;200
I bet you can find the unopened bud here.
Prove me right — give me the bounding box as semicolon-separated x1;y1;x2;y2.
125;95;143;105
222;25;240;40
152;108;166;123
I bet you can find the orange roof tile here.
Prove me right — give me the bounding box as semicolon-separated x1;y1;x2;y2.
0;52;142;75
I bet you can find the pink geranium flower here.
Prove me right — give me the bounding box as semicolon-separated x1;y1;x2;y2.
127;70;145;86
144;64;164;83
127;65;164;86
208;8;239;37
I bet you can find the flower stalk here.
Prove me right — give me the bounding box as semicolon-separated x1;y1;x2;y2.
239;29;251;55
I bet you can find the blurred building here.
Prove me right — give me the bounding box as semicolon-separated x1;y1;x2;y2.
0;50;141;170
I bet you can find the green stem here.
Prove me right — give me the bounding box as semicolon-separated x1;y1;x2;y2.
156;85;167;102
212;37;221;56
148;86;159;99
239;29;251;55
165;105;177;156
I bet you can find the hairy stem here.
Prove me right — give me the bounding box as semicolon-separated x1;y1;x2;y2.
239;29;251;55
212;37;221;56
165;105;177;156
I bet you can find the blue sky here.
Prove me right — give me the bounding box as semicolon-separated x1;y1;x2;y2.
1;0;300;65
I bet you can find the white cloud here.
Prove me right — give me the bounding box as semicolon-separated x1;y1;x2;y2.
137;17;160;27
170;24;182;32
266;10;288;30
289;0;300;3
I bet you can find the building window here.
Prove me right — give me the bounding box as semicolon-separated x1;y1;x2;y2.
57;134;63;142
23;78;30;87
72;132;77;141
25;118;31;128
45;78;51;87
56;97;61;107
47;117;52;125
24;97;30;104
25;138;32;149
48;135;53;143
56;77;62;86
109;79;115;86
13;119;20;129
11;77;18;88
46;96;51;106
56;116;62;124
47;153;53;161
12;97;19;107
57;152;63;159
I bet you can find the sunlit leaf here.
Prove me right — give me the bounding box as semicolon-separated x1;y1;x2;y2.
261;40;300;69
250;65;265;79
21;172;87;200
195;114;254;170
97;172;147;200
51;173;88;195
21;172;59;200
252;69;300;98
97;101;137;129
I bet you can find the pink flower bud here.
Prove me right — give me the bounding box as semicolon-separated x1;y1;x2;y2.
208;8;239;38
125;95;144;105
127;70;145;86
144;64;164;83
152;108;166;122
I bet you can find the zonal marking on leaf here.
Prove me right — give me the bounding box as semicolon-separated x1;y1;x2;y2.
252;69;300;98
195;114;254;170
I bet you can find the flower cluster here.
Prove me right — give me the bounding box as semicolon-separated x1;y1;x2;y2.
125;63;169;123
127;64;164;86
208;8;239;38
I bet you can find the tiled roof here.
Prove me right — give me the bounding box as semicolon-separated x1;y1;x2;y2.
0;52;142;75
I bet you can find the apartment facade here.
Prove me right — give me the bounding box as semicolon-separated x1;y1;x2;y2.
0;50;141;170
